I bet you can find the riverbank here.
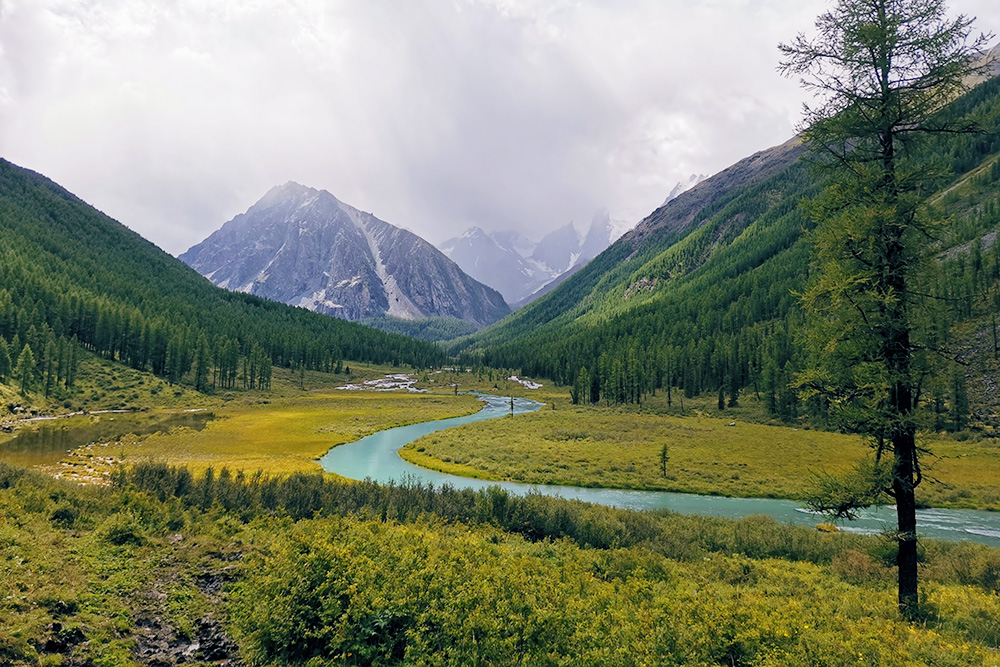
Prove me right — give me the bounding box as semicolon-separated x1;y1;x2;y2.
400;404;1000;512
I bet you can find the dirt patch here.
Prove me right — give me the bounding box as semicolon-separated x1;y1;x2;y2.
131;542;244;666
134;613;241;666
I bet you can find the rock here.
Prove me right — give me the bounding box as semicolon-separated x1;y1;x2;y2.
194;617;240;663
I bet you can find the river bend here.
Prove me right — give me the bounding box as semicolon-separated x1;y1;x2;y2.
319;394;1000;547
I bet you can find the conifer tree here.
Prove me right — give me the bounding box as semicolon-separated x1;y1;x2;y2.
0;338;10;382
194;334;211;393
780;0;993;618
44;339;56;398
15;344;36;394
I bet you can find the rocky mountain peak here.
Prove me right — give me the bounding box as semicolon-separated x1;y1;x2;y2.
180;186;509;327
662;173;708;206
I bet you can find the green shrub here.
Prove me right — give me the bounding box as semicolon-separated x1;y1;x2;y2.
97;511;146;546
50;504;78;528
832;549;891;585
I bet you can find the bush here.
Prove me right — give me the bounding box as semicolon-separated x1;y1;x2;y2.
50;504;78;528
97;511;146;546
832;549;890;585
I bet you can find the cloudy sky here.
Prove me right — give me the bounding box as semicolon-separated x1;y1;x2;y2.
1;0;998;255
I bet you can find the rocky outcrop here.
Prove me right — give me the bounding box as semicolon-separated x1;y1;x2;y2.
180;183;509;327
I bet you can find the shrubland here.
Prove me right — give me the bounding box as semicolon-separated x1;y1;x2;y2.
3;461;1000;665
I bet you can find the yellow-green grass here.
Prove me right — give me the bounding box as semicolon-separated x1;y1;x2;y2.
6;468;1000;666
116;391;483;476
0;354;433;438
401;405;1000;510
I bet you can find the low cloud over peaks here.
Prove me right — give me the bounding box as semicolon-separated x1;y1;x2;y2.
1;0;997;253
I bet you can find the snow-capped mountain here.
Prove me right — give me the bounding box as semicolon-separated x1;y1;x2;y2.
531;222;581;276
180;182;509;327
437;227;545;306
439;209;630;306
578;209;618;262
662;173;708;206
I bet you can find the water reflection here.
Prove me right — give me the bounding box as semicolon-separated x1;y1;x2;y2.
0;412;214;468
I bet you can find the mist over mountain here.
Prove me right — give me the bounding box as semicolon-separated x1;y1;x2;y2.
180;183;509;327
439;209;631;306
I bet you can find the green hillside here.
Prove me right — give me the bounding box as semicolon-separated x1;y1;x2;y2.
0;160;445;412
458;74;1000;426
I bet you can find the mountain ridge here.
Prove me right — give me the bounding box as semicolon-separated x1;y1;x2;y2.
0;159;447;410
439;209;626;305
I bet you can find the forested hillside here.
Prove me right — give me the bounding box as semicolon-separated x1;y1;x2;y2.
459;74;1000;426
0;160;445;405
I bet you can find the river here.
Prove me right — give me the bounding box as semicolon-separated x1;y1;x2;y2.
319;393;1000;547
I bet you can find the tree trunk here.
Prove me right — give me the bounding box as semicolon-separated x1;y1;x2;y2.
887;293;919;620
893;422;919;619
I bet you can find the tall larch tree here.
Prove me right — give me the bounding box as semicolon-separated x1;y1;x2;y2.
779;0;993;618
15;344;36;394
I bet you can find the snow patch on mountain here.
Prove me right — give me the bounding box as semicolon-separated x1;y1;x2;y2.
439;208;632;307
662;174;708;206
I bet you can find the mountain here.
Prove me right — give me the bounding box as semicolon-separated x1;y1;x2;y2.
437;227;544;305
530;222;581;275
440;210;627;305
578;209;617;261
457;72;1000;422
0;160;447;404
180;183;509;328
662;173;708;206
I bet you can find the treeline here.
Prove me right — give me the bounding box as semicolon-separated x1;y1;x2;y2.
0;160;447;395
467;74;1000;429
360;315;479;342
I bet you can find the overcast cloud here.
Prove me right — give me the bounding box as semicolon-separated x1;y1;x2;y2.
1;0;997;254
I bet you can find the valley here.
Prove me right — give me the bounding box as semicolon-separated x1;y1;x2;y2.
2;4;1000;663
0;364;484;480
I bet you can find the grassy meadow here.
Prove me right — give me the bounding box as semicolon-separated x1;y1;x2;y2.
1;359;484;481
118;391;482;476
401;402;1000;510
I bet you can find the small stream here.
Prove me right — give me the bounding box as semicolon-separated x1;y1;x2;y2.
320;394;1000;547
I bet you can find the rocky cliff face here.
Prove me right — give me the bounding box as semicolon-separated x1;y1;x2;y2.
438;227;544;305
180;182;509;327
